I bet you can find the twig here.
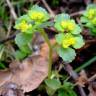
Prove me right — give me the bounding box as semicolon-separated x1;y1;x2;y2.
6;18;13;38
0;35;16;44
6;0;17;20
89;74;96;82
64;63;87;96
70;10;85;17
41;0;55;17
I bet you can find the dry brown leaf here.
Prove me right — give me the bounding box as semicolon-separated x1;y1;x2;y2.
76;70;88;87
0;39;57;94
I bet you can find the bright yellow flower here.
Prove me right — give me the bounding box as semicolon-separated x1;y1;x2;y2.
61;21;68;29
87;9;96;19
92;18;96;25
67;21;75;31
61;20;75;32
16;20;32;32
62;35;76;48
29;11;44;21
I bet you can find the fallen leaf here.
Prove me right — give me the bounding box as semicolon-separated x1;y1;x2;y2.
0;39;58;94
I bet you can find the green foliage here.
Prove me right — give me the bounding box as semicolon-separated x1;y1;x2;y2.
14;5;51;60
0;62;6;69
58;88;77;96
0;0;9;22
81;4;96;35
58;82;77;96
55;13;85;63
15;33;32;59
54;13;81;35
45;79;61;90
45;78;77;96
28;5;50;23
57;47;76;63
0;2;90;96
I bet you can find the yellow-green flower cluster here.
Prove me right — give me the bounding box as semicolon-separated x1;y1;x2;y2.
86;9;96;19
62;34;76;48
14;5;50;33
54;14;81;35
61;20;75;32
87;8;96;25
15;20;32;32
55;14;84;49
28;5;50;23
28;11;45;22
56;33;84;49
81;4;96;35
85;5;96;26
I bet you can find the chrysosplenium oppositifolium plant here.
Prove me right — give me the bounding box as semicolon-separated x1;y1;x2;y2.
13;4;86;96
14;5;85;76
14;5;51;60
54;14;85;62
81;4;96;35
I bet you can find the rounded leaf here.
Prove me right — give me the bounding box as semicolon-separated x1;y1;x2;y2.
71;25;82;35
73;35;85;49
55;33;65;45
45;79;61;90
57;47;76;63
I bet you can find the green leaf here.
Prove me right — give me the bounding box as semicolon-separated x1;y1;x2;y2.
39;21;54;28
14;50;27;60
15;33;32;48
45;79;61;90
71;25;82;35
68;90;77;96
55;33;65;45
80;16;89;23
85;22;93;28
0;62;6;69
57;47;76;63
28;5;50;22
58;89;68;96
15;33;32;54
46;86;56;96
63;82;73;89
87;4;96;10
54;13;70;32
19;44;32;54
54;22;64;32
14;15;31;25
73;35;85;49
58;88;77;96
55;13;70;22
91;27;96;35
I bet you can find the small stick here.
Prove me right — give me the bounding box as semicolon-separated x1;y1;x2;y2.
41;0;55;17
88;74;96;82
64;63;87;96
70;10;85;17
6;0;17;20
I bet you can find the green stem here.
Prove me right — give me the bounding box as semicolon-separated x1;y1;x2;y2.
75;56;96;72
40;29;52;78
